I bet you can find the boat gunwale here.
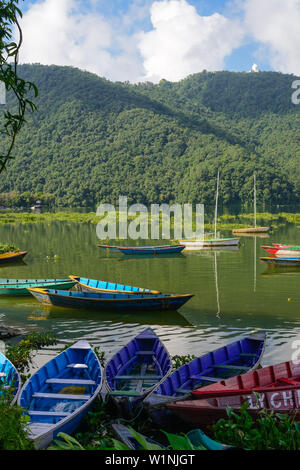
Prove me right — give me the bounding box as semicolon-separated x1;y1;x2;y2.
103;328;173;399
17;341;103;445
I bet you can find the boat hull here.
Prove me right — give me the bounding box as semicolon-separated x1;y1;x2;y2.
104;328;172;413
0;351;21;405
28;288;194;311
179;238;240;249
143;333;266;426
18;340;102;449
168;359;300;427
0;251;28;263
98;244;185;255
0;279;76;296
232;227;269;234
261;246;300;257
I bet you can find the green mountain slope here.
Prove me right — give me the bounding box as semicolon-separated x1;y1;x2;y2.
0;64;299;208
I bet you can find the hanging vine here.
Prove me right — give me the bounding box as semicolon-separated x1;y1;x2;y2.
0;0;38;173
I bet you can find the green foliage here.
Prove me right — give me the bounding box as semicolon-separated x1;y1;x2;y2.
0;1;38;172
0;65;298;206
49;427;206;451
0;390;34;450
0;242;19;253
212;403;300;450
171;354;196;369
5;331;57;374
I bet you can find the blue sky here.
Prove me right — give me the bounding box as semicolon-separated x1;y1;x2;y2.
17;0;300;82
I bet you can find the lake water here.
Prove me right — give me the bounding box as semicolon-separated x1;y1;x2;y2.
0;219;299;370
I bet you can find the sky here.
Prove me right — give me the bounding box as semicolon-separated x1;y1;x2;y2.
16;0;300;83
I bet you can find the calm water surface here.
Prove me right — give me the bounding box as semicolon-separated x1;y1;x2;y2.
0;220;299;370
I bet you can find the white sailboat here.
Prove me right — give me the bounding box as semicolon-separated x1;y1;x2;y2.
232;173;270;234
179;171;240;250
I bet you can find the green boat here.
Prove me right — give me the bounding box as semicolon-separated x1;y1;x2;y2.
0;278;76;296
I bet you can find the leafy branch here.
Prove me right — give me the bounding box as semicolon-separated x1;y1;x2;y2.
0;0;38;173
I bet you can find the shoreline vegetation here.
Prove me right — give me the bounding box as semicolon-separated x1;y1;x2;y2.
0;210;298;230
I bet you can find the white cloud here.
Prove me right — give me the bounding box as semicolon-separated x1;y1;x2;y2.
243;0;300;74
137;0;245;82
19;0;144;82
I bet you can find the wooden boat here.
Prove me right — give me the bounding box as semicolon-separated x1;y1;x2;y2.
143;333;266;424
98;244;185;255
0;251;28;263
104;328;172;409
27;288;194;311
186;428;237;450
167;359;300;427
69;275;160;295
0;351;21;405
260;257;300;267
0;278;76;296
119;245;185;255
261;246;300;257
17;340;102;449
179;238;240;249
232;174;269;234
232;227;269;234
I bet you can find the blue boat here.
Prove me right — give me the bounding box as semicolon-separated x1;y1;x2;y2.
17;340;103;449
98;244;185;255
28;288;194;312
104;328;172;409
143;333;266;425
69;275;161;295
0;351;21;405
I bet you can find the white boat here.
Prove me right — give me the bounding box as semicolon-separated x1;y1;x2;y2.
179;237;240;249
232;174;270;235
179;172;240;250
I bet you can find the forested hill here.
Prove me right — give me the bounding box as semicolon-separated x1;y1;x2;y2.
1;64;299;208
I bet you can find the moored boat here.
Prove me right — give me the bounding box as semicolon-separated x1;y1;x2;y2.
118;245;185;255
17;340;102;449
0;351;21;405
69;275;160;295
27;288;194;311
143;333;266;425
260;257;300;267
179;238;240;249
232;227;269;234
167;359;300;427
0;278;76;296
98;244;185;255
261;246;300;257
103;328;172;411
0;251;28;263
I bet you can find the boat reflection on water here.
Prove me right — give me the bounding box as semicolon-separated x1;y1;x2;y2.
27;306;192;327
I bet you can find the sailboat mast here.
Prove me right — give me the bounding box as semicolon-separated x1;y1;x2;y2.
214;171;220;238
253;173;257;228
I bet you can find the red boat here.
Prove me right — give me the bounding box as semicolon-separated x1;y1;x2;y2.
262;245;300;257
167;360;300;426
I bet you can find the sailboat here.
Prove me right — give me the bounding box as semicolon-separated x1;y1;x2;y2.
232;173;270;234
179;172;240;249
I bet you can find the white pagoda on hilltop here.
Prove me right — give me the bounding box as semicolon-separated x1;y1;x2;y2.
250;62;260;72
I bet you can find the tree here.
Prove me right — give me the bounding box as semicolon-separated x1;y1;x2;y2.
0;0;38;173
